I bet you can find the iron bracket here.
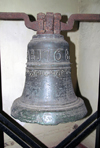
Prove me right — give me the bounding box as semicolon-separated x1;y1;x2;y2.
0;12;100;33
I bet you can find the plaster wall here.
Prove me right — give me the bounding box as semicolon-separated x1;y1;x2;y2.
0;0;100;147
77;0;100;147
79;0;100;113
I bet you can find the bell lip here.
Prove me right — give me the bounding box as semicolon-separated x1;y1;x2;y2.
11;97;87;125
11;97;84;111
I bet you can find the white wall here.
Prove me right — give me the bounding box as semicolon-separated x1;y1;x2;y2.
77;0;100;147
0;0;100;147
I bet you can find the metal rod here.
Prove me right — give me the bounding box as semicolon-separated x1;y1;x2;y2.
0;44;4;148
0;130;4;148
55;111;97;148
0;12;38;31
65;117;100;148
61;14;100;31
0;122;30;148
0;111;47;148
95;67;100;148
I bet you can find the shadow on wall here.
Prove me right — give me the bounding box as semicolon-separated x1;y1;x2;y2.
61;15;92;117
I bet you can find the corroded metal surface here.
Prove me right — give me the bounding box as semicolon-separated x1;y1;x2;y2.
37;12;45;34
45;12;54;34
54;13;61;34
61;14;100;31
11;34;87;125
0;12;100;33
0;12;38;30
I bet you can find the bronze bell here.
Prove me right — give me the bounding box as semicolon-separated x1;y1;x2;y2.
11;12;87;125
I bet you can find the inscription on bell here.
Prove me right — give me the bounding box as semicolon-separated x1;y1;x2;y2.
42;50;50;62
54;49;63;61
28;49;41;61
26;69;70;77
65;49;70;60
28;48;69;62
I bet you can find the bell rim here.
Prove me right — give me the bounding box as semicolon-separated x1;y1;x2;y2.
11;97;85;111
11;98;87;125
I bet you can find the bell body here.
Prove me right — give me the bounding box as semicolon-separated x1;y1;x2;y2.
11;34;87;125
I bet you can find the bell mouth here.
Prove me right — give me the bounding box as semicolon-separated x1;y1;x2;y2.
11;97;87;125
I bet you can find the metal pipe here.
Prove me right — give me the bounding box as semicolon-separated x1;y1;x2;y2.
0;44;4;148
0;122;30;148
95;67;100;148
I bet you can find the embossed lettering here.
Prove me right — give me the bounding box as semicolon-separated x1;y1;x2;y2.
42;50;50;62
65;49;70;60
30;49;35;61
54;49;63;61
26;69;70;78
28;49;41;62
